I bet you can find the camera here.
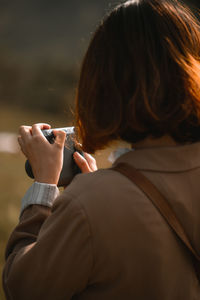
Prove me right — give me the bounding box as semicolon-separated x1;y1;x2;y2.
25;127;82;187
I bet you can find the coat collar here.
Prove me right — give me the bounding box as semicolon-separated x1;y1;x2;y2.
112;140;200;173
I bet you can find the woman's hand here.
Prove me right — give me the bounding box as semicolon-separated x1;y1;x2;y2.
18;123;66;185
73;151;98;173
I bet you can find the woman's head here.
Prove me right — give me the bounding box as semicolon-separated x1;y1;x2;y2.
76;0;200;153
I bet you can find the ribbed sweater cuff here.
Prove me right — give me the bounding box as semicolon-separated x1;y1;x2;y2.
20;182;60;216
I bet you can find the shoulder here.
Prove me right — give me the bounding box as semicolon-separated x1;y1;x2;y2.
62;169;118;202
64;168;131;199
59;168;146;216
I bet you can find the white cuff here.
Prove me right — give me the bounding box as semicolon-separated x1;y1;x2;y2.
20;182;60;215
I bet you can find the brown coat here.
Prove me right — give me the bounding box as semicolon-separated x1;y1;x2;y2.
3;141;200;299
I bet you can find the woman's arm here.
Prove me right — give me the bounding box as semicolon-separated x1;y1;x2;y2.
3;123;97;299
3;194;93;300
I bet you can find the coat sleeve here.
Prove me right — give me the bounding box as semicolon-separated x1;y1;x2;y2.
3;193;93;300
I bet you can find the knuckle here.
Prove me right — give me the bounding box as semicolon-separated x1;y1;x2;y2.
55;142;63;149
19;125;31;134
91;161;97;168
58;131;66;139
19;125;25;133
32;123;42;129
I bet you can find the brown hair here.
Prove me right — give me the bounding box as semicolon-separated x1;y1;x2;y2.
75;0;200;153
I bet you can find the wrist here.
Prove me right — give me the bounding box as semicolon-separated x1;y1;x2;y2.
34;177;59;185
34;172;60;185
33;165;61;185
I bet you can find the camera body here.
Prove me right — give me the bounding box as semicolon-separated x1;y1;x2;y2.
25;127;82;187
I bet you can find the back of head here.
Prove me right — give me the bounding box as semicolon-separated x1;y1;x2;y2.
76;0;200;153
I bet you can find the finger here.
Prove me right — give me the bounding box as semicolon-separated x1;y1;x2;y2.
32;123;51;136
17;135;23;147
19;126;32;141
82;153;97;171
82;152;97;171
53;130;66;147
73;151;91;173
18;136;27;157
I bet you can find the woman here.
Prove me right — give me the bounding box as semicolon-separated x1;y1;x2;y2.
3;0;200;299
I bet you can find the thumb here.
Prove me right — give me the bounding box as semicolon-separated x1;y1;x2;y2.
53;130;66;147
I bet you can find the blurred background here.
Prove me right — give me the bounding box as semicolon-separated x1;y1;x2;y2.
0;0;199;299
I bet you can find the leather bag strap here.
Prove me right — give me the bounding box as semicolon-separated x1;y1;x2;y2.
112;162;200;262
